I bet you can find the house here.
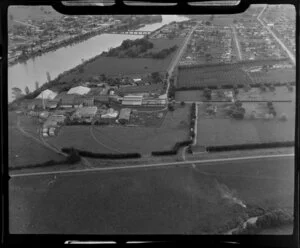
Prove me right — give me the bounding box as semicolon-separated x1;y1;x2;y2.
122;95;143;106
118;108;131;124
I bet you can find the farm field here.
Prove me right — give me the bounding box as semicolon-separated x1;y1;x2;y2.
177;65;252;88
249;68;295;84
9;156;293;234
48;105;190;155
176;59;291;88
9;112;65;168
196;102;295;147
175;90;204;102
236;86;295;102
118;83;164;94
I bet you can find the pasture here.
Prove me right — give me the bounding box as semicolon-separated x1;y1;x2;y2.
8;112;65;168
9;156;293;234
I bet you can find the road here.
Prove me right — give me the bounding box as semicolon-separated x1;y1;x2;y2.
257;5;296;65
10;155;294;234
10;153;293;178
231;25;242;60
166;23;199;94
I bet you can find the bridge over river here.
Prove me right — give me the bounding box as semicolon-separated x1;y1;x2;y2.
104;30;152;35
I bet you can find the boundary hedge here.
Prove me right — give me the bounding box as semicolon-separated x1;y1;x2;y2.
62;147;141;159
206;141;294;152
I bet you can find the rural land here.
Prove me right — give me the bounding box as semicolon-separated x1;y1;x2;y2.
8;4;295;236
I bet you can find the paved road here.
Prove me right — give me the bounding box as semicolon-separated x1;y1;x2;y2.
231;25;242;60
166;23;199;94
257;5;296;65
10;153;293;178
10;155;294;234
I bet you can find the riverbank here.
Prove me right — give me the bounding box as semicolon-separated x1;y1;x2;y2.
8;15;162;66
225;208;293;235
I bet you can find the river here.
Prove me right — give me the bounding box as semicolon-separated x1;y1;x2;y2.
8;15;189;102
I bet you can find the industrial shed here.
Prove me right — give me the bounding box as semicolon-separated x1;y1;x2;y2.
67;86;91;95
122;95;143;106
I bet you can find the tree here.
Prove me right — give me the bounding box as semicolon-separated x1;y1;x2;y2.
168;103;175;111
151;72;160;83
25;86;30;95
12;87;23;99
180;101;185;106
46;71;51;82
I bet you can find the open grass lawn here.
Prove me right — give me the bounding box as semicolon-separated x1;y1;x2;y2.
196;102;295;147
9;127;64;168
9;156;293;234
8;112;65;168
49;105;190;155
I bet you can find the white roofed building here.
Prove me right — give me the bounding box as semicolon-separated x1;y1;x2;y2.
67;86;91;95
36;89;58;100
122;95;143;106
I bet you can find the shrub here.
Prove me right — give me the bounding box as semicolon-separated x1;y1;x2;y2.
279;113;288;121
235;100;242;108
180;101;185;106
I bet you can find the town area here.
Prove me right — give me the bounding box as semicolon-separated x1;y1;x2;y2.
8;4;295;236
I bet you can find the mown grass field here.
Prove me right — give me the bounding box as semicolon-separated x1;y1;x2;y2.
48;105;190;155
8;112;65;168
9;156;293;234
196;101;295;147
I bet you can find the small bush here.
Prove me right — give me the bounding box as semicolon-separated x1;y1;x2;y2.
279;113;288;121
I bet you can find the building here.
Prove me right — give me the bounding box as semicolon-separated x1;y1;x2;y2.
94;95;109;104
142;98;167;106
118;108;131;124
122;95;143;106
67;86;91;95
101;108;119;118
60;94;76;108
72;106;98;121
83;97;94;106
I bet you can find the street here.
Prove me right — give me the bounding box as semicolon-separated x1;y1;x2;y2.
166;23;199;94
257;5;296;65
